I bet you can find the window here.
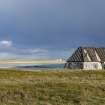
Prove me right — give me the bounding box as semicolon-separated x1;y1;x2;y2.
93;64;98;69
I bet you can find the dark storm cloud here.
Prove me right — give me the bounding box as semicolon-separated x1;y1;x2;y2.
0;0;105;58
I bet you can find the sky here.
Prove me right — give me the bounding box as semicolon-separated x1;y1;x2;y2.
0;0;105;59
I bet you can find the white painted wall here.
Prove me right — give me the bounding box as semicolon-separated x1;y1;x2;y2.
83;62;102;70
101;62;105;69
65;62;103;70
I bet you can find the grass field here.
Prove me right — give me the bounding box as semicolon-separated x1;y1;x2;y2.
0;69;105;105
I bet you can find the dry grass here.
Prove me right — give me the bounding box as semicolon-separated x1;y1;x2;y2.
0;69;104;105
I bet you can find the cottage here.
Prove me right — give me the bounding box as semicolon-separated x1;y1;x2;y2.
65;47;105;70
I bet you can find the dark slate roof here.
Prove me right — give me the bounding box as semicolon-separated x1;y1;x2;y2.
67;47;105;62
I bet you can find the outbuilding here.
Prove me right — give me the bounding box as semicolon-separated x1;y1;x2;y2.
65;47;105;70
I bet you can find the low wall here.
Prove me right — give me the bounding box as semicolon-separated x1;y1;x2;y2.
65;62;103;70
64;62;83;69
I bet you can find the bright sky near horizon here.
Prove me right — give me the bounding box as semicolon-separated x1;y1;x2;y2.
0;0;105;59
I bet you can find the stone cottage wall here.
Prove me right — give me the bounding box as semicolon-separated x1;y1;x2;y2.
83;62;102;70
65;62;102;70
65;62;83;69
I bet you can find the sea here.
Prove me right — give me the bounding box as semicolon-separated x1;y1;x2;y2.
0;63;65;70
